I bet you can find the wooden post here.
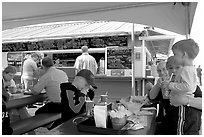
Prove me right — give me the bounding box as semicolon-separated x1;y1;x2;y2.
141;40;145;96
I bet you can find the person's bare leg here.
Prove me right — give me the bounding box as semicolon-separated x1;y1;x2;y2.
18;107;36;134
18;107;31;119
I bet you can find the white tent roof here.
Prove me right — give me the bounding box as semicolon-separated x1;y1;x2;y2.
2;20;174;56
2;21;146;43
2;2;197;36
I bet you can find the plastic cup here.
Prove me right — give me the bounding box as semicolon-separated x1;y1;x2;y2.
8;86;15;94
162;88;170;99
111;116;127;130
85;100;94;116
101;95;108;103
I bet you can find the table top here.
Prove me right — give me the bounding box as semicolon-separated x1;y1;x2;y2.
47;110;156;135
6;93;47;110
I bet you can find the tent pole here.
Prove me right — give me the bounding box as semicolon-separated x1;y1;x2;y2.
131;23;136;97
141;39;145;96
184;2;190;39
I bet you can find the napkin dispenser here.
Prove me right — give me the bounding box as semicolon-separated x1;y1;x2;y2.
94;104;108;128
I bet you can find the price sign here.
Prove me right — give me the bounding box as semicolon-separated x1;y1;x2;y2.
107;47;132;69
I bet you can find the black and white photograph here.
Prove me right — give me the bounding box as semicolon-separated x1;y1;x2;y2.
2;0;203;135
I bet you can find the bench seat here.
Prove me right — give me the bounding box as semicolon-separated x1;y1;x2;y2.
10;113;61;135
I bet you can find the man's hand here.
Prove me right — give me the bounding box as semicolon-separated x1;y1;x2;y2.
79;96;85;103
161;80;170;91
156;77;163;87
81;88;88;95
28;87;39;95
169;94;188;107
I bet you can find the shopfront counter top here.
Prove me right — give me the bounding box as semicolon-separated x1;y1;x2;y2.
13;72;155;99
95;75;154;81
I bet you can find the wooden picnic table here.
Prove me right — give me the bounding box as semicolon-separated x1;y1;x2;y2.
6;92;47;110
6;92;60;135
47;109;157;135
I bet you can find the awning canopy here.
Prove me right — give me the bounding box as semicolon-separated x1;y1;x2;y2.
2;20;174;57
2;21;145;43
2;2;197;36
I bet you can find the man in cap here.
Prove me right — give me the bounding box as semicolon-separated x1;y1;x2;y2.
60;69;96;123
48;69;96;129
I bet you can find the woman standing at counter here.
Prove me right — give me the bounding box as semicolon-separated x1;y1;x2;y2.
21;53;40;91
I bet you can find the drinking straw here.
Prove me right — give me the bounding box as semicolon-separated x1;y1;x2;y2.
169;73;174;81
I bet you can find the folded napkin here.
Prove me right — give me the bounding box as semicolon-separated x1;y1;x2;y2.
94;105;108;128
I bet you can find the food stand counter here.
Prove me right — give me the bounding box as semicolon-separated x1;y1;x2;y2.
94;75;154;99
12;71;154;100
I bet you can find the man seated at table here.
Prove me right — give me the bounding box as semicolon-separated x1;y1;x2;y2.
61;69;96;120
49;69;96;129
30;57;69;114
2;65;31;121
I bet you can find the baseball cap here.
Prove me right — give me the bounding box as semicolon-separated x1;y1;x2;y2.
76;69;97;89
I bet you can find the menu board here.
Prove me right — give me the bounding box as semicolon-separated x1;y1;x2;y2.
52;53;80;67
107;47;132;69
2;35;128;52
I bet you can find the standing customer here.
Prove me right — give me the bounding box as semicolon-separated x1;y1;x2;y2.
169;93;202;135
29;57;68;114
162;39;200;135
74;46;98;75
149;56;202;135
21;53;40;91
196;65;202;86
